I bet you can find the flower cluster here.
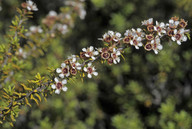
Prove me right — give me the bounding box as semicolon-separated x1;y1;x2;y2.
51;17;189;94
22;0;38;11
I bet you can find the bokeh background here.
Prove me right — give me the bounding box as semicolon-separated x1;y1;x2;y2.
0;0;192;128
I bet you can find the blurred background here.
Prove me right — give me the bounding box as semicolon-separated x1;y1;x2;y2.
0;0;192;128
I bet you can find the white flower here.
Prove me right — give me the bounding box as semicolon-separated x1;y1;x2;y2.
171;29;188;45
26;0;38;11
130;36;143;49
68;55;82;70
83;63;98;78
29;26;43;34
82;46;99;60
141;18;153;26
151;36;163;54
57;24;68;35
166;19;179;29
111;48;121;64
154;21;166;37
48;10;57;17
51;77;68;94
56;63;70;78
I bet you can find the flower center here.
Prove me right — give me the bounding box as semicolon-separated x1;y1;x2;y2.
104;36;112;43
145;43;152;51
108;58;113;64
146;35;154;40
87;67;93;74
123;37;130;43
56;82;62;89
62;68;69;74
168;30;174;36
175;33;181;40
157;26;162;32
147;25;154;32
133;40;138;45
70;68;77;75
179;21;186;28
102;52;110;59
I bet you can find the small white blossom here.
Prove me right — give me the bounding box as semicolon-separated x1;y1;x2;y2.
51;77;68;94
154;21;166;37
111;48;121;64
82;46;99;60
26;0;38;11
83;63;98;78
56;63;70;78
141;18;153;26
151;36;163;54
57;24;68;35
171;29;188;45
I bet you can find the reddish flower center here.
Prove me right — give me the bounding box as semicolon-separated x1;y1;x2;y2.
157;26;162;32
62;68;68;74
175;33;181;40
70;68;77;75
133;40;138;45
108;58;113;64
123;37;130;43
179;21;186;28
146;35;154;40
145;43;152;51
168;30;174;36
87;51;93;57
56;82;62;89
102;52;110;59
112;53;117;59
147;25;154;32
104;36;112;42
87;67;93;74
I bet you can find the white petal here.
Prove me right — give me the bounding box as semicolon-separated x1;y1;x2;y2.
89;46;94;51
88;63;92;67
55;89;61;94
84;67;87;72
54;77;59;83
66;73;70;77
179;28;184;34
154;50;158;54
59;74;64;78
174;29;177;34
82;48;86;52
137;28;142;32
177;41;181;45
137;37;142;41
116;58;120;63
56;68;62;73
85;54;89;57
62;86;68;92
51;84;56;89
91;56;96;60
113;59;117;64
130;41;133;45
169;19;174;24
62;79;67;84
116;32;121;37
175;21;179;26
182;36;187;42
88;74;92;78
116;51;121;56
160;22;165;27
138;42;143;46
135;46;139;49
77;66;82;70
93;72;98;76
61;63;66;68
171;37;176;41
93;51;99;55
154;26;157;31
157;44;163;50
